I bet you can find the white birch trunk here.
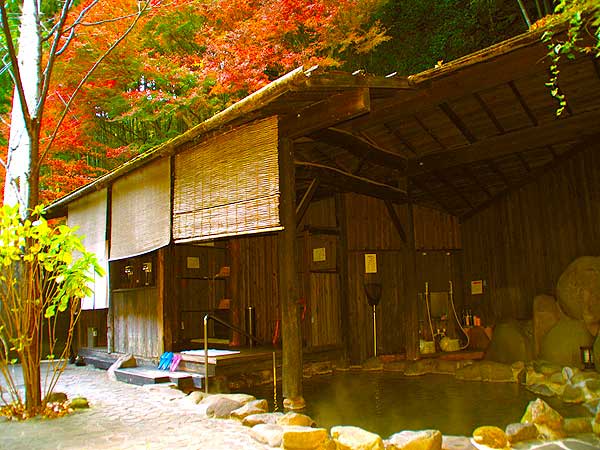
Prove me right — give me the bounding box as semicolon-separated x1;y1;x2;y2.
3;0;41;212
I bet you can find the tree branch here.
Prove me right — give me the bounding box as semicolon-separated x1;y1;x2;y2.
0;0;33;133
38;0;75;119
39;1;152;165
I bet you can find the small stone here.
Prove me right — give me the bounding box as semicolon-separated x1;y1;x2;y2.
184;390;208;404
69;397;89;409
250;423;284;447
581;378;600;401
231;399;269;420
455;364;481;381
107;353;136;381
564;417;592;435
281;426;331;450
46;392;68;403
386;429;442;450
441;435;475;450
277;412;315;427
479;361;515;383
205;397;243;418
405;359;438;376
331;425;383;450
532;360;562;376
362;358;383;371
525;366;547;386
505;422;537;443
382;361;407;373
471;426;507;449
243;412;285;427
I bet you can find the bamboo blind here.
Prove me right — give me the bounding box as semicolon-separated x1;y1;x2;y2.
173;116;280;242
67;189;109;309
110;158;171;260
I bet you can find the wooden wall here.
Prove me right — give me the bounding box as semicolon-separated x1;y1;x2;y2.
110;249;165;358
343;193;462;363
462;147;600;323
77;308;108;349
112;288;162;357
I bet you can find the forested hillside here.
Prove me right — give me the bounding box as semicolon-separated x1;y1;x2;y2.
0;1;586;202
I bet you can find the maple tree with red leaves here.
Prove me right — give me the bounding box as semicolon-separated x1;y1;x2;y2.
0;0;388;203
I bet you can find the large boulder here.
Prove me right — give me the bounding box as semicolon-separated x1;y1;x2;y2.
385;430;442;450
243;412;285;427
281;426;332;450
556;256;600;335
471;426;507;449
485;321;533;364
277;412;316;427
250;424;284;447
540;317;594;367
231;399;269;420
330;426;383;450
533;294;563;357
505;423;537;443
205;397;243;418
521;398;565;439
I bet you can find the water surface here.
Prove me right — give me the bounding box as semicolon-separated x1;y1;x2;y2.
252;372;588;437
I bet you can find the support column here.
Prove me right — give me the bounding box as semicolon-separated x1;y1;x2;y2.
404;200;419;360
278;137;305;409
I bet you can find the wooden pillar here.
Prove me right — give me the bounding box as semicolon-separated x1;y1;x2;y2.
335;193;350;362
229;239;242;346
278;137;305;409
404;200;419;360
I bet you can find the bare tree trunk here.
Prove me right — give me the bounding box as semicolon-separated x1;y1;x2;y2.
3;0;41;213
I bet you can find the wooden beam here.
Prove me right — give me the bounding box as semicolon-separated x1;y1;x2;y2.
296;178;320;226
434;170;474;210
462;166;493;199
302;71;415;90
404;200;419;360
414;114;445;150
278;138;304;409
508;80;538;126
311;127;408;172
280;88;370;139
346;30;555;130
516;152;531;172
410;108;600;174
474;92;505;134
295;160;407;203
409;177;453;215
487;160;509;187
439;102;477;143
461;136;597;221
384;201;408;244
335;194;351;362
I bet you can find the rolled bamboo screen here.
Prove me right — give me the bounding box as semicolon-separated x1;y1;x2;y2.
67;188;109;309
173;116;280;242
110;157;171;260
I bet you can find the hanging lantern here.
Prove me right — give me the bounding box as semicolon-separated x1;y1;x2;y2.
580;346;595;370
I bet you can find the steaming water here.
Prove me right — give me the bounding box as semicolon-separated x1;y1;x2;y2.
252;372;589;437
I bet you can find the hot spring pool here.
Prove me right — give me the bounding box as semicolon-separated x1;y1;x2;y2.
249;372;589;437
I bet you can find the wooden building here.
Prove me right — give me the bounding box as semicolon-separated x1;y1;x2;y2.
47;25;600;405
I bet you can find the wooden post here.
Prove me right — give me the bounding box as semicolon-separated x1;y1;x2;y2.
404;200;419;360
278;137;305;409
335;194;350;362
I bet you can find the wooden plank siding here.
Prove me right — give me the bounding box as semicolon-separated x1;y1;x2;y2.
343;193;462;363
112;288;162;358
462;146;600;324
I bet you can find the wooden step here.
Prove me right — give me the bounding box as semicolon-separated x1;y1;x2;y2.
78;347;119;370
114;367;201;389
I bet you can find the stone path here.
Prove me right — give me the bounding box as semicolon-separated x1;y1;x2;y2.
0;365;270;450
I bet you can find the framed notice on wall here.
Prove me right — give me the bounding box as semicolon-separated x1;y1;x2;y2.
365;254;377;274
